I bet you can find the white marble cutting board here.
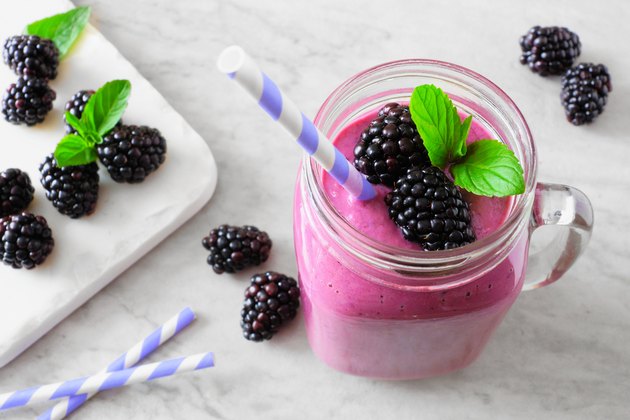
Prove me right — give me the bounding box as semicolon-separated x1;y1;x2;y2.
0;1;217;367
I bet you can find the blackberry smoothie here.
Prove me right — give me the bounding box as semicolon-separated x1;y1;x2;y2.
286;57;593;380
294;108;528;379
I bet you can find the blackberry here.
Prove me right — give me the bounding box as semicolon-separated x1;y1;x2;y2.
0;168;35;218
561;63;612;126
0;212;54;269
202;225;272;274
63;90;94;134
384;166;475;251
353;103;429;187
2;35;59;80
240;271;300;342
97;125;167;183
2;76;56;126
519;26;581;76
39;154;99;219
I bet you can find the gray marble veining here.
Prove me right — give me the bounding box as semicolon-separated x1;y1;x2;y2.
1;0;629;418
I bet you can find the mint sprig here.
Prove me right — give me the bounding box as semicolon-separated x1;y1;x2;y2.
409;84;525;197
25;6;91;58
55;80;131;167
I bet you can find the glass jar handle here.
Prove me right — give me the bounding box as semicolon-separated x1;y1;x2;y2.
524;182;594;290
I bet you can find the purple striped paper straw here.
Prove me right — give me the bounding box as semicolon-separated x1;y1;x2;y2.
0;352;214;411
38;307;197;420
217;45;376;201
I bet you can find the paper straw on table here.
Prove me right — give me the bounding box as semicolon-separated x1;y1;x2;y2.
217;45;376;201
0;352;214;411
37;307;197;420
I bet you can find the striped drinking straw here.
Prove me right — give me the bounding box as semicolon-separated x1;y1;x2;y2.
217;45;376;201
38;307;197;420
0;352;214;411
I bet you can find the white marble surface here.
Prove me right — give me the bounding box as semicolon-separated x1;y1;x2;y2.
1;0;629;418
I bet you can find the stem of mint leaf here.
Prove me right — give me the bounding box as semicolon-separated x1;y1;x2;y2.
458;115;472;157
409;84;525;197
54;79;131;167
25;6;91;58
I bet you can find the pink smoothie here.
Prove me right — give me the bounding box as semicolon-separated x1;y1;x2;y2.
293;110;528;379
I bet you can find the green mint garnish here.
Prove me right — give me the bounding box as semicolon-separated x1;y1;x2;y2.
451;140;525;197
54;134;97;167
409;85;470;168
54;80;131;167
409;84;525;197
25;6;91;58
81;79;131;136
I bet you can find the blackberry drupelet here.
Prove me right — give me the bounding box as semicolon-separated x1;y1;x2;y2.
385;166;475;251
97;125;167;183
202;225;272;274
39;154;99;219
2;76;56;126
0;212;54;269
561;63;612;126
353;103;429;187
240;271;300;342
63;89;94;134
0;168;35;218
519;26;581;76
2;35;59;80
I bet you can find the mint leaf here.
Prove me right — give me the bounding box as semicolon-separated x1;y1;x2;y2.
82;79;131;136
451;140;525;197
64;111;85;137
409;84;467;168
25;6;91;58
54;134;96;167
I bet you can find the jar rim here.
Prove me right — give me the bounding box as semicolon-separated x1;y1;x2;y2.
306;58;537;271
